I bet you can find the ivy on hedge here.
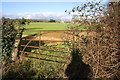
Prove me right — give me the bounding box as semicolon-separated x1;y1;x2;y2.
2;17;28;62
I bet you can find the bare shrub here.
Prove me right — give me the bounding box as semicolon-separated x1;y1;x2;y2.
65;0;119;79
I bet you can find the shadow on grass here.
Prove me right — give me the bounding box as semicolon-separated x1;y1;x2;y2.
22;33;37;39
2;62;58;80
2;60;66;80
2;70;37;80
20;34;45;52
65;49;91;80
25;28;43;30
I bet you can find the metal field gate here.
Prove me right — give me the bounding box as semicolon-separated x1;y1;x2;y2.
19;30;71;64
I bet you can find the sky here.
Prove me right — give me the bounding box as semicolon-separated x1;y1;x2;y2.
2;2;84;21
2;2;81;21
1;0;111;21
1;0;113;2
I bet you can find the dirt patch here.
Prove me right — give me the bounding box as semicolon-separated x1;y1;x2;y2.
39;31;66;40
22;31;97;41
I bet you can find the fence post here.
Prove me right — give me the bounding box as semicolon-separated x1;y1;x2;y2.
11;29;24;61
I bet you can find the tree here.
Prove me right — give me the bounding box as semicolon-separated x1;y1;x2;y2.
49;19;56;22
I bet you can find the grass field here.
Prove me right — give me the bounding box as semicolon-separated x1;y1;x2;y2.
23;22;68;35
23;22;86;35
25;22;68;30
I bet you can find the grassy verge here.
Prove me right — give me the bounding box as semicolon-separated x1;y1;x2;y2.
3;43;70;79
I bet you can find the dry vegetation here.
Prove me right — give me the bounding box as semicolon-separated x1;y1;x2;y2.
64;1;120;79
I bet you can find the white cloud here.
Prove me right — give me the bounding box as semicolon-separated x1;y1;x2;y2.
2;12;73;21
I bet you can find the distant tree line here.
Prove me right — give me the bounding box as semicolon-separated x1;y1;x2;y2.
29;19;58;23
1;17;72;23
24;19;57;23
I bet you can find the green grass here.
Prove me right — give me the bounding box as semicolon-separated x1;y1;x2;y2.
23;22;69;35
23;22;87;35
2;59;66;79
25;22;68;30
3;43;70;79
23;43;70;63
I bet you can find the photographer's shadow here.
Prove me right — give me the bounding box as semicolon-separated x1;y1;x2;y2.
65;49;91;80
